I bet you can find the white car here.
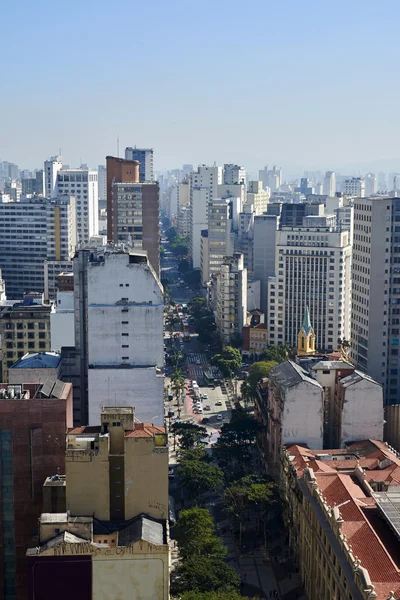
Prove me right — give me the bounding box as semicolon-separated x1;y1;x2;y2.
192;380;197;387
197;407;203;413
202;393;208;400
215;400;223;406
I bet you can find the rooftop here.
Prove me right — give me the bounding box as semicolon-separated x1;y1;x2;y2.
270;360;321;389
68;422;166;438
10;351;61;370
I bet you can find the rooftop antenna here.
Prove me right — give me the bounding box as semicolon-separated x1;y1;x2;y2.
117;135;120;158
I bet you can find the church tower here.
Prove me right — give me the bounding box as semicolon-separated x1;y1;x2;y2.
297;306;316;356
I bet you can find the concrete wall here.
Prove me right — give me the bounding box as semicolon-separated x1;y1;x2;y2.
88;368;164;426
51;310;75;352
8;366;60;385
341;379;384;446
282;381;324;449
124;437;169;521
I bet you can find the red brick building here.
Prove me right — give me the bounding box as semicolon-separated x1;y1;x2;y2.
0;380;72;600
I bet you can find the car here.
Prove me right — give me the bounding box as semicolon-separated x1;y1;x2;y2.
201;393;208;400
195;359;201;365
197;407;203;413
168;467;175;480
215;400;223;406
204;405;211;411
216;414;223;421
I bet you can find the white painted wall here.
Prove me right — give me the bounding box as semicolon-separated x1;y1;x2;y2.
282;381;324;449
341;378;384;445
88;367;164;426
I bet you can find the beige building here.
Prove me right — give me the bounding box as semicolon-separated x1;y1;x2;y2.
27;406;170;600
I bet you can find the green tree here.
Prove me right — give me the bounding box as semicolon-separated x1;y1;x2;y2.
174;507;227;560
180;590;249;600
244;361;278;399
171;422;207;450
259;344;291;363
178;258;190;273
165;226;178;241
229;333;243;349
246;479;280;549
171;557;240;596
212;346;242;378
214;409;259;477
171;235;189;257
177;458;224;501
178;446;208;463
189;296;207;317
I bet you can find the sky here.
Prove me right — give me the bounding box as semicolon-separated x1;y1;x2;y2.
1;0;400;176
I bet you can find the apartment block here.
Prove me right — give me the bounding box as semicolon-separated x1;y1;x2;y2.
0;380;72;600
344;177;365;197
56;167;98;243
207;197;234;277
252;214;280;315
125;146;154;181
216;253;247;344
246;180;269;215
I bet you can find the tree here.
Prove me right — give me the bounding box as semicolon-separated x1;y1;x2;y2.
246;479;280;549
165;226;178;241
178;446;208;463
214;409;259;477
170;235;189;258
171;557;240;596
180;590;249;600
212;346;242;378
174;507;227;561
189;296;207;318
177;458;224;501
171;422;207;450
259;344;291;363
178;258;190;274
244;361;278;399
229;333;243;349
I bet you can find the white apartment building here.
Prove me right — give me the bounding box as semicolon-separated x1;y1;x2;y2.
365;173;377;197
190;165;223;200
258;165;282;192
217;183;245;215
73;248;164;425
216;253;247;344
268;226;352;351
351;196;400;404
207;198;234;278
51;287;75;351
56;167;98;243
237;207;254;271
98;165;107;201
177;205;191;238
344;177;365;197
323;171;336;197
223;163;246;186
246;180;269;215
44;155;62;198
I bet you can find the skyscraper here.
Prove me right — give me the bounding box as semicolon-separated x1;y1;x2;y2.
343;177;365;197
125;147;154;181
365;172;377;197
216;253;247;344
323;171;336;196
56;167;99;243
223;163;246;186
44;155;62;198
206;197;234;278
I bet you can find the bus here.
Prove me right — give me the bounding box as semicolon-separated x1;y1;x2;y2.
184;331;190;342
182;320;189;332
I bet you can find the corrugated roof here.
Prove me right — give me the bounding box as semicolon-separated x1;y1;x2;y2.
118;515;164;547
270;360;321;389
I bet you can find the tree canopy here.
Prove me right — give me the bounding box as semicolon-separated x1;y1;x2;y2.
242;361;278;399
174;507;227;561
180;591;249;600
171;557;240;596
259;344;291;363
165;226;178;241
211;346;242;378
214;408;259;476
171;422;207;450
177;457;224;501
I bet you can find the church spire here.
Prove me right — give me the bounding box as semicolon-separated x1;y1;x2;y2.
297;306;316;356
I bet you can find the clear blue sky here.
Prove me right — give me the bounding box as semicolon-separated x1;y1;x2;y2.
1;0;400;175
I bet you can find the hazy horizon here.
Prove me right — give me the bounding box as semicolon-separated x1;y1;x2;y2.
2;0;400;176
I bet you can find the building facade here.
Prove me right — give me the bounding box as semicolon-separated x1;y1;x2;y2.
125;147;154;181
207;198;234;278
344;177;365;197
0;380;72;600
253;214;280;315
56;167;98;243
223;163;246;186
216;253;247;344
246;180;269;215
323;171;336;197
44;155;62;198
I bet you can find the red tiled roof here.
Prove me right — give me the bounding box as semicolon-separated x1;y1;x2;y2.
68;426;101;434
125;423;166;438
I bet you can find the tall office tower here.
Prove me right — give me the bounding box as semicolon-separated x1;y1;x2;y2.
21;170;45;196
246;180;269;215
365;172;377;197
295;178;314;196
106;156;160;275
253;214;280;315
0;161;19;182
0;380;72;600
177;205;191;237
125;146;154;181
27;406;169;600
378;172;387;192
4;180;22;202
350;196;400;403
0;196;76;299
97;164;107;201
268;222;352;351
237;207;254;271
223;163;246;186
72;248;164;425
189;165;223;269
207;198;234;278
258;165;282;191
344;177;365;197
323;171;336;196
216;253;247;344
44;155;62;198
56;167;98;243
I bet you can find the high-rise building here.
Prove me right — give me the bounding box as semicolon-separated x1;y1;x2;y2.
21;170;45;196
4;180;22;202
44;155;62;198
246;180;269;215
0;380;72;600
72;248;164;425
258;165;282;191
125;147;154;181
0;196;76;299
26;406;169;600
268;224;352;351
323;171;336;196
223;163;246;186
365;172;377;197
344;177;365;197
97;164;107;202
351;196;400;404
216;253;247;344
106;156;160;275
56;167;98;243
253;214;280;315
207;198;234;278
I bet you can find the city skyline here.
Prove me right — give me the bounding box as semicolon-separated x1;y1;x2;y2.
2;0;400;172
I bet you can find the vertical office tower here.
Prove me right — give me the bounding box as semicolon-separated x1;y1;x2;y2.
97;164;107;201
0;196;76;299
268;223;352;351
206;198;234;278
258;165;282;191
351;197;400;403
253;214;280;315
21;170;45;196
246;180;269;215
44;155;62;198
365;172;377;197
223;163;246;186
323;171;336;196
125;146;154;181
344;177;365;197
216;253;247;344
4;180;22;202
73;248;164;425
0;380;72;600
106;156;160;275
56;167;98;243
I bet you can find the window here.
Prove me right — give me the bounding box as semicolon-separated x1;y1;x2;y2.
121;333;129;337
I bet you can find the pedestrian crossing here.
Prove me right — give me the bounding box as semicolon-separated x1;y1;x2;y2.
187;352;208;364
189;367;204;380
